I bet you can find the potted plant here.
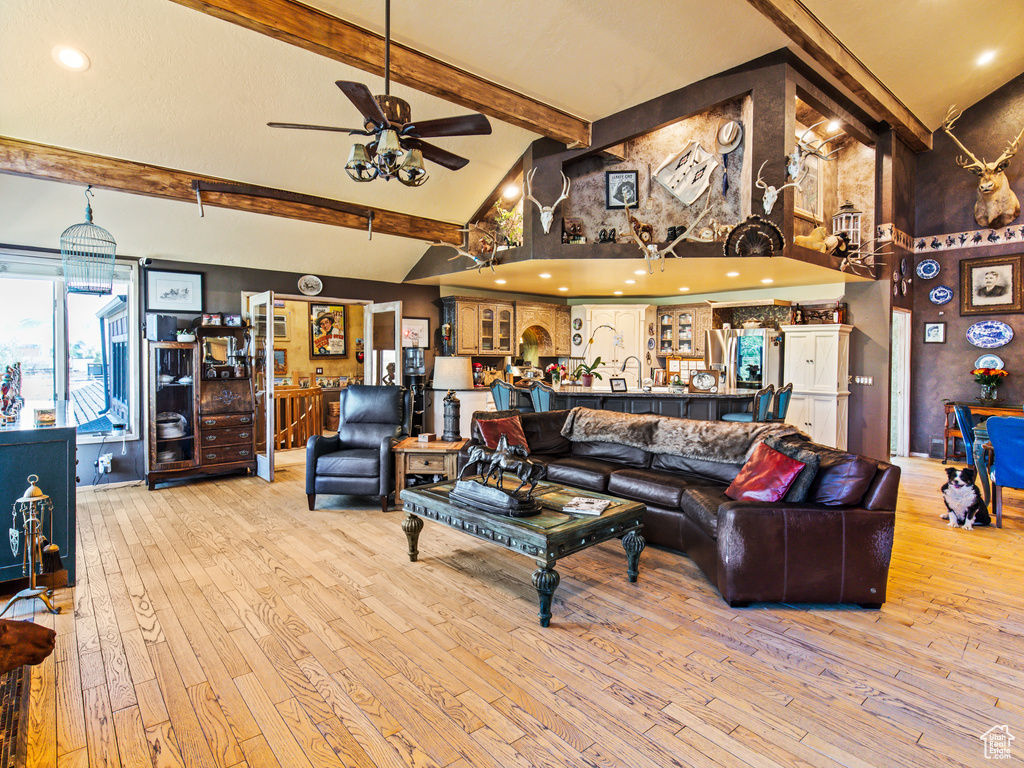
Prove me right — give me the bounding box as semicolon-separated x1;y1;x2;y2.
573;357;603;387
973;366;1008;404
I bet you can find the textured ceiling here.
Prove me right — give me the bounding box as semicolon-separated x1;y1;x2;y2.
2;0;1023;288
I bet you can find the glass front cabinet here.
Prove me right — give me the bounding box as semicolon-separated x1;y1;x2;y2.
148;342;200;476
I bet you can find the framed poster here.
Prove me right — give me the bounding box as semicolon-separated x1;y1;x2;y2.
146;270;203;312
310;304;347;357
923;322;946;343
794;153;821;222
960;254;1023;315
402;317;430;348
605;170;639;209
273;349;287;375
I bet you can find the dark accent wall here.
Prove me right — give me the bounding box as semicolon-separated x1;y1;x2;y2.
910;74;1024;455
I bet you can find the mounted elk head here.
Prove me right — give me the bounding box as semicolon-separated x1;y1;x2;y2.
756;160;805;215
522;169;570;234
942;105;1024;229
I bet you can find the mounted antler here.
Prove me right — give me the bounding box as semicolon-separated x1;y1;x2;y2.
837;238;888;277
786;120;841;180
624;187;732;273
623;199;665;274
435;224;503;273
523;169;570;234
756;160;805;215
942;104;1024;228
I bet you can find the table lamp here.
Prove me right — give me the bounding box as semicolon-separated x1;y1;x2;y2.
432;357;472;441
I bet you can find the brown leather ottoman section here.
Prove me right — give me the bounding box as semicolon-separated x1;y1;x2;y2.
608;469;701;510
543;457;621;492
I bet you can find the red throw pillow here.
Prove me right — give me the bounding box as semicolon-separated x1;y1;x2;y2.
476;415;529;453
725;442;806;502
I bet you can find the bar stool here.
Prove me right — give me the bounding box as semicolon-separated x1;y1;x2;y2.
721;384;775;423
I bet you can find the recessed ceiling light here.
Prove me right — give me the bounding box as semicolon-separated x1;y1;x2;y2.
558;286;568;292
633;270;646;275
679;287;690;292
726;271;739;277
613;290;623;295
977;50;996;66
761;278;774;284
503;184;520;199
53;45;90;71
495;279;506;284
827;121;840;133
625;279;636;285
539;273;551;279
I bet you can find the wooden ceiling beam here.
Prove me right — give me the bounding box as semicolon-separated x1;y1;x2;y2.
167;0;591;148
0;137;464;244
745;0;932;152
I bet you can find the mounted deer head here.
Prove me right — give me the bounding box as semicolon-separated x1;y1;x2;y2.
942;105;1024;228
756;160;805;215
522;169;570;234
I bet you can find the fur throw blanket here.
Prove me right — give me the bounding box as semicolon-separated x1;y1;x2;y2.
560;407;807;464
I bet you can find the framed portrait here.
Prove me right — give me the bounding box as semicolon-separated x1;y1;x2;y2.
960;254;1023;315
146;270;203;312
310;304;347;357
402;317;430;348
923;322;946;344
689;370;720;393
606;170;639;209
609;377;628;392
794;152;821;222
273;349;287;375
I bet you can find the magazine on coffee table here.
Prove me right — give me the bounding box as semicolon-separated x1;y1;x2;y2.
561;497;612;516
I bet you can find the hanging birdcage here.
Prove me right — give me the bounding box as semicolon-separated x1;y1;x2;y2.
60;185;116;294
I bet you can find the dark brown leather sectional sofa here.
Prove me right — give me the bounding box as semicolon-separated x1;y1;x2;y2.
459;408;900;607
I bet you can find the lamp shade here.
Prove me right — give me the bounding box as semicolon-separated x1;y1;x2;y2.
432;356;473;390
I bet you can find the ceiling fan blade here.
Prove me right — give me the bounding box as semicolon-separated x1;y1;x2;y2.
267;122;366;134
336;81;388;128
403;114;492;138
406;139;469;171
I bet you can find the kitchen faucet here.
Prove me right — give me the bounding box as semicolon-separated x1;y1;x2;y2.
621;355;642;374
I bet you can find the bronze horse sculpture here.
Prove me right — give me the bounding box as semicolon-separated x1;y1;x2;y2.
458;434;547;497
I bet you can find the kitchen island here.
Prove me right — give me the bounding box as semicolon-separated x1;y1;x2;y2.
553;387;754;420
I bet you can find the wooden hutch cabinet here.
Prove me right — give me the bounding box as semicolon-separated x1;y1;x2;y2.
656;304;713;358
146;326;256;489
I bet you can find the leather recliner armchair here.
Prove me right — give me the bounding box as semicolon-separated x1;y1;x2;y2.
306;385;411;512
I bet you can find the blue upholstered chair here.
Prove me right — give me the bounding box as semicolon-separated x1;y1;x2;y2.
722;384;775;423
490;379;515;410
953;404;975;466
985;416;1024;528
528;381;556;413
771;383;793;422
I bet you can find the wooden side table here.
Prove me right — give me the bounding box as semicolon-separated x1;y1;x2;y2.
393;437;468;509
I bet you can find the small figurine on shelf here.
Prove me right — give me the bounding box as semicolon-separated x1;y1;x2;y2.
793;305;803;324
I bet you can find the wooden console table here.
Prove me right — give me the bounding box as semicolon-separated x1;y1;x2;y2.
943;401;1020;463
393;437;467;509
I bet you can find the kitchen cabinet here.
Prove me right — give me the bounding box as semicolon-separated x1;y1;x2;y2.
480;303;514;354
443;297;514;356
781;324;851;449
656;305;712;358
515;302;571;356
455;302;479;356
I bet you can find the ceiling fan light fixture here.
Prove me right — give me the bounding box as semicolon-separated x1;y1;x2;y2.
345;143;378;182
397;149;428;187
375;130;405;173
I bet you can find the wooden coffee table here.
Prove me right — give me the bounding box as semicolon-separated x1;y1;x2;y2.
400;479;646;627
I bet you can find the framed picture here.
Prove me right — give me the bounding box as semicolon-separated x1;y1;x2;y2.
298;376;310;389
146;270;203;312
224;314;242;327
201;313;222;326
273;349;286;375
605;170;639;209
689;370;720;393
960;254;1023;315
609;377;628;392
402;317;430;348
310;304;347;357
923;322;946;343
794;152;821;222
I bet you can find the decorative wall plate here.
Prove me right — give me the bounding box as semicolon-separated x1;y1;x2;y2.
967;320;1014;348
647;337;656;350
572;333;583;346
916;259;940;279
298;275;323;295
901;279;908;296
572;318;582;330
900;257;908;275
929;285;953;304
974;353;1004;370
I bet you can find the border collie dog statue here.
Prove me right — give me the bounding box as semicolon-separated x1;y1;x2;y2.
941;466;991;530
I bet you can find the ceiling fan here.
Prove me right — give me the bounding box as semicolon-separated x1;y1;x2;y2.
267;0;491;187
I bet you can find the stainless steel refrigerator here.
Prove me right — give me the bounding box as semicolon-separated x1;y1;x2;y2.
704;328;782;391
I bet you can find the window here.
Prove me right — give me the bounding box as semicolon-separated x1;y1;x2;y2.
0;251;140;443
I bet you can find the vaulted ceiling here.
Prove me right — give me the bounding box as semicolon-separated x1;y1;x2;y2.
2;0;1022;291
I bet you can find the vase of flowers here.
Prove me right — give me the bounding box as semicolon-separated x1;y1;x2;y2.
973;367;1008;404
545;363;567;386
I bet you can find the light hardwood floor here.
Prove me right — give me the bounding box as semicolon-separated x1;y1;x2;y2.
12;456;1024;767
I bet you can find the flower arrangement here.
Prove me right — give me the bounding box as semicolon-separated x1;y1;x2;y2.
545;363;567;378
973;367;1008;387
493;201;523;247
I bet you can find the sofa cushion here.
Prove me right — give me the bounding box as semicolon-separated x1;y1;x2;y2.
477;415;528;452
763;435;821;503
608;468;709;509
544;457;620;492
571;440;650;468
804;445;877;506
520;410;572;455
725;442;806;502
650;453;742;484
316;448;380;478
680;487;731;539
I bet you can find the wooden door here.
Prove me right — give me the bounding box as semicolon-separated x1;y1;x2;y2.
246;291;274;481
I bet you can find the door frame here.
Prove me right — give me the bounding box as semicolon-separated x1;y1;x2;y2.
247;291;275;481
364;301;403;386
